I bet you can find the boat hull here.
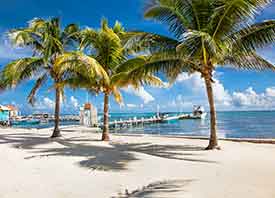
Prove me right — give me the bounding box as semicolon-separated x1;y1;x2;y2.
179;113;207;120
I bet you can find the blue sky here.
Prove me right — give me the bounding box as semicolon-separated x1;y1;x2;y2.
0;0;275;114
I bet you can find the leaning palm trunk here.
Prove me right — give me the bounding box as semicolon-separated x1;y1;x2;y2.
102;93;110;141
51;87;61;138
204;71;219;150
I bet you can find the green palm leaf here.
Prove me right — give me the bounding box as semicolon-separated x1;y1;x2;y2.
232;20;275;52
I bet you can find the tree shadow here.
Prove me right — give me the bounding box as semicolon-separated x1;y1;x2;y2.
0;132;51;149
110;142;216;163
113;179;194;198
0;132;217;172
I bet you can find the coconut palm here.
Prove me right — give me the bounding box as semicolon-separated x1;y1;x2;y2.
130;0;275;149
67;19;163;141
0;17;107;138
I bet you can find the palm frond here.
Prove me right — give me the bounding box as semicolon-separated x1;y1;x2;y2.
114;56;147;73
231;20;275;52
1;58;44;88
124;31;179;54
223;51;275;71
144;0;190;38
53;52;109;83
210;0;272;39
177;30;223;60
112;87;123;103
62;24;81;46
27;73;48;105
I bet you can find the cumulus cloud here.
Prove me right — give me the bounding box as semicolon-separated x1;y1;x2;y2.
212;78;232;106
43;97;55;109
176;73;204;93
0;35;31;60
174;72;275;110
232;87;275;108
70;96;79;109
176;72;232;107
123;86;155;104
33;97;55;111
266;87;275;97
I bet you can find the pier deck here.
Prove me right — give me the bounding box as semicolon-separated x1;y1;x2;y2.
98;114;185;128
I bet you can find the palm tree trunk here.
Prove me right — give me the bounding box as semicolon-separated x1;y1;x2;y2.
51;87;61;138
102;93;110;141
204;74;220;150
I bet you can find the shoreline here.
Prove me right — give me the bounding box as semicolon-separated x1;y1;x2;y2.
5;125;275;145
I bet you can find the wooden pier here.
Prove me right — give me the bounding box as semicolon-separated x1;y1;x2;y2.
98;114;184;129
108;117;162;128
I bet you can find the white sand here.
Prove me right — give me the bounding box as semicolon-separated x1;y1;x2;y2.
0;126;275;198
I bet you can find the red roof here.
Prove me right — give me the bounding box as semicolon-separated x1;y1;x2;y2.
6;105;18;111
84;103;92;110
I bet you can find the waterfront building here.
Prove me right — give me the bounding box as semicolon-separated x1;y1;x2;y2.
0;105;10;125
79;103;98;127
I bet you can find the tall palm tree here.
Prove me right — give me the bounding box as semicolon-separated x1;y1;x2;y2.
131;0;275;149
68;19;163;141
0;17;106;138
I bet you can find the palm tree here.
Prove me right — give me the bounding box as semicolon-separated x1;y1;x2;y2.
68;19;163;141
0;18;106;138
131;0;275;149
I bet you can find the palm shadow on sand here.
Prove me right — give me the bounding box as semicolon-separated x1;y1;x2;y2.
113;179;194;198
0;130;217;171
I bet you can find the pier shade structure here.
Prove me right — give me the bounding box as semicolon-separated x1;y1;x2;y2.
80;103;98;127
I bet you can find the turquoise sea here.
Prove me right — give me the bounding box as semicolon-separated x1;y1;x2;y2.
12;111;275;139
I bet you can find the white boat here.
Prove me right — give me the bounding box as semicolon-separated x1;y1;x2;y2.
179;106;207;120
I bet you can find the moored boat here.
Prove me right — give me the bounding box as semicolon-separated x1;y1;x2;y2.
179;106;207;120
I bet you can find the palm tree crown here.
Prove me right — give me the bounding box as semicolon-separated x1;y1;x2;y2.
0;17;106;137
66;19;163;141
130;0;275;149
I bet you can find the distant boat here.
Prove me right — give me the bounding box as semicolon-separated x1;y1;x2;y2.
179;106;207;120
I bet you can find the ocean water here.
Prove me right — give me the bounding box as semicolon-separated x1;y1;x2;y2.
11;111;275;139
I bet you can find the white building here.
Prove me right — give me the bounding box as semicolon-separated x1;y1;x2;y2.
80;103;98;127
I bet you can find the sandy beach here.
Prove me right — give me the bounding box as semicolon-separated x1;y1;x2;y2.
0;126;275;198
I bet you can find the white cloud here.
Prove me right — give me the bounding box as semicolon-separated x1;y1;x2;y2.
0;35;31;60
123;86;155;104
176;72;275;110
31;97;55;111
43;97;55;109
212;78;232;106
175;72;232;107
70;96;79;109
266;87;275;97
174;71;275;110
232;87;275;108
175;78;275;110
176;73;204;93
163;82;171;89
126;103;137;108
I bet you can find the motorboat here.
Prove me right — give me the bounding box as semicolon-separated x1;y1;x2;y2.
179;106;207;120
